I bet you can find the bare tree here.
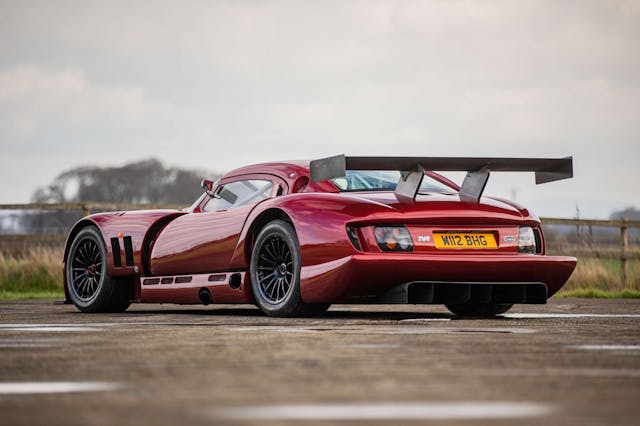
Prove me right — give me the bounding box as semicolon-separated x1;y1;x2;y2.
21;158;220;234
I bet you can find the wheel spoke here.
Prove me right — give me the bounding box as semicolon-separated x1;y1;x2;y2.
278;278;285;300
91;243;99;261
262;276;276;293
77;277;88;297
270;239;282;260
263;243;278;262
272;278;279;300
278;240;287;259
80;243;89;263
260;253;275;264
73;272;88;284
260;271;277;282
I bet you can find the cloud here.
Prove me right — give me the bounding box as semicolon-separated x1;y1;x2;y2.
0;0;639;217
0;66;152;145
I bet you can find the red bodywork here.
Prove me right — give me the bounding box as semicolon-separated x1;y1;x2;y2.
62;161;576;306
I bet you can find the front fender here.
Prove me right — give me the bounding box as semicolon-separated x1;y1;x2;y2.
63;210;186;279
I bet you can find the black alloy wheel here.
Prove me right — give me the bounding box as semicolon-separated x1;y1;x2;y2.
65;227;131;313
256;233;294;304
250;220;330;317
69;236;103;301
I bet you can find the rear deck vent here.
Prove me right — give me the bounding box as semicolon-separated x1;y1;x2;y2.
110;238;122;267
143;278;160;285
175;276;192;284
208;274;226;282
160;277;174;285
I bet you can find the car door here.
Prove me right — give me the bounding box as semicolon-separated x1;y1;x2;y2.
149;175;283;276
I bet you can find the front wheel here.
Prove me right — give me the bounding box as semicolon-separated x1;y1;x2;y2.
250;220;330;317
445;303;513;317
65;227;131;313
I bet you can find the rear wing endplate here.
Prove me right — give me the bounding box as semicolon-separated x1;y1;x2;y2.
309;154;573;203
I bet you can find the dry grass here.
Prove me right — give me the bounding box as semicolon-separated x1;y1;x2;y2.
0;247;64;299
558;257;640;292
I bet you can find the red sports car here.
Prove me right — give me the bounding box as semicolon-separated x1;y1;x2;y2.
62;155;576;317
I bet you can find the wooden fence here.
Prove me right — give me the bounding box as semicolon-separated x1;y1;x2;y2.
1;203;639;285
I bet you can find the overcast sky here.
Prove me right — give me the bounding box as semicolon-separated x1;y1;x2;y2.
1;0;639;218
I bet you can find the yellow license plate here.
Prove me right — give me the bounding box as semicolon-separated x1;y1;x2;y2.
433;233;497;249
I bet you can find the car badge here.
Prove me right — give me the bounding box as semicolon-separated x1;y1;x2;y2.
503;236;516;243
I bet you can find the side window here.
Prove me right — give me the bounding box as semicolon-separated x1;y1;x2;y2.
203;179;273;212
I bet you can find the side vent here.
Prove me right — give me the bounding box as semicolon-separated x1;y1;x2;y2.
123;236;135;266
110;238;122;267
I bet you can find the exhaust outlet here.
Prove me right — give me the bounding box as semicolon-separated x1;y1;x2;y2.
198;288;212;305
229;273;242;289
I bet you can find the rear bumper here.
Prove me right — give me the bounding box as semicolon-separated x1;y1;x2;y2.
299;253;577;303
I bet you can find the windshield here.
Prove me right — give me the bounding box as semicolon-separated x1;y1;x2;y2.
331;170;456;194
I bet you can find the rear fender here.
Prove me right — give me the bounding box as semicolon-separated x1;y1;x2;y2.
230;193;394;270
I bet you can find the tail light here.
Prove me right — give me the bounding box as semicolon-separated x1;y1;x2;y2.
518;226;536;254
374;226;413;252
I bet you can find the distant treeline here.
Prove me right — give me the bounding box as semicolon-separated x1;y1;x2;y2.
1;158;220;235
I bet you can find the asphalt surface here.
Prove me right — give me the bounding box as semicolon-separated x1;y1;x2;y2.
0;299;639;426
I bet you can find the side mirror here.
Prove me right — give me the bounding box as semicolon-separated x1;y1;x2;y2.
201;179;214;194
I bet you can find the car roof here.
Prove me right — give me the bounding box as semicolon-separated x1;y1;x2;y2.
221;161;311;181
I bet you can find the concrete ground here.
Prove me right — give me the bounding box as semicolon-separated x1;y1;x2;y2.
0;299;639;426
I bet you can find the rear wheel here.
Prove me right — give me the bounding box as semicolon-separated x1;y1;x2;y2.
65;227;131;313
250;220;330;317
445;302;513;317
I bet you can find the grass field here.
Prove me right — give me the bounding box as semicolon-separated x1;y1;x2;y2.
1;247;639;300
0;247;64;300
555;257;640;298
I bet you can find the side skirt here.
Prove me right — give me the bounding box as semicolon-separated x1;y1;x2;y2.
138;271;253;304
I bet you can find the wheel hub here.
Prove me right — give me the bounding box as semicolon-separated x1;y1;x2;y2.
277;263;287;276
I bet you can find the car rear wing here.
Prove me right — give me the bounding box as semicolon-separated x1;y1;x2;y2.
309;154;573;203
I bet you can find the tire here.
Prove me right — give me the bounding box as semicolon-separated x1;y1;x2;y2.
65;227;131;313
250;220;330;317
445;302;513;317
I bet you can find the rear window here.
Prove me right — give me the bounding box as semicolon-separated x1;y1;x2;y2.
203;179;273;212
331;170;455;194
